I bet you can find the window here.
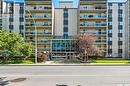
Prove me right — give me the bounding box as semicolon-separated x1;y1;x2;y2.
9;25;13;30
108;49;112;53
108;41;112;45
118;45;122;49
108;10;112;14
108;18;112;22
9;18;13;22
118;9;123;14
118;33;122;37
118;41;122;45
118;22;122;25
20;18;24;22
108;45;112;49
118;14;122;17
118;37;122;41
108;14;112;17
108;33;112;37
118;25;123;30
64;27;68;32
108;3;112;6
108;25;112;29
64;20;68;25
108;37;112;41
118;17;122;22
108;30;112;33
118;3;123;6
108;22;112;25
118;49;122;53
19;25;24;30
118;30;122;33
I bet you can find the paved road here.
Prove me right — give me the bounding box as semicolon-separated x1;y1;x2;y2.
0;66;130;86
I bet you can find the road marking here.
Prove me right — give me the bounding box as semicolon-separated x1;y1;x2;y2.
1;74;130;77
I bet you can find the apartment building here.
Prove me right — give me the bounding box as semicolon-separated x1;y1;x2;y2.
107;0;129;58
51;1;78;59
25;0;53;54
1;0;130;60
2;0;24;35
79;0;129;59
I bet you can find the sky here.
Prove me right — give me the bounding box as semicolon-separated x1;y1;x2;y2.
53;0;79;8
3;0;128;6
3;0;79;7
3;0;24;2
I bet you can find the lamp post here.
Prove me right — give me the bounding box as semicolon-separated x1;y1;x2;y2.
25;9;37;63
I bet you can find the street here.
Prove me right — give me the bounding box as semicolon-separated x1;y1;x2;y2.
0;66;130;86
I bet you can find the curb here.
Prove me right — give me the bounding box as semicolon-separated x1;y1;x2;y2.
0;64;130;66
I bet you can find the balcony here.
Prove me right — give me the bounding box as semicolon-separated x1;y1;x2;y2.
96;39;107;42
80;6;107;10
80;14;106;19
25;14;52;19
80;23;107;27
80;31;106;35
25;23;52;27
26;1;52;5
25;6;52;11
25;10;51;14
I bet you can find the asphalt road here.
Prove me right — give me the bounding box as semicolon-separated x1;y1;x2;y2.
0;66;130;86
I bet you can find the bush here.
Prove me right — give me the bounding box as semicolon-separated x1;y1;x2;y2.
0;57;35;64
52;59;82;63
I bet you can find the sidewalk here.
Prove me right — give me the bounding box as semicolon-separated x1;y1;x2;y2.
0;61;130;66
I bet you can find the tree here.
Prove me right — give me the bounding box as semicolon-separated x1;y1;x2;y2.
74;34;103;62
0;30;33;62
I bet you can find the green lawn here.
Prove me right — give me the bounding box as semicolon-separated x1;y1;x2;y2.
93;59;130;63
0;59;35;64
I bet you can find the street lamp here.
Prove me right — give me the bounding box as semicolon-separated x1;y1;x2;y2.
25;8;37;63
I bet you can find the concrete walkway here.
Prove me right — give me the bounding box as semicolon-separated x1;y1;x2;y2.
0;61;129;66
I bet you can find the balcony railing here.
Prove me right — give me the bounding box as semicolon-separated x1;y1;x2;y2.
25;14;51;19
80;14;106;19
25;23;52;26
25;6;51;10
25;31;51;34
80;6;107;10
80;23;107;26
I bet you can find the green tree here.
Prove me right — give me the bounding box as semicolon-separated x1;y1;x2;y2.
0;30;33;62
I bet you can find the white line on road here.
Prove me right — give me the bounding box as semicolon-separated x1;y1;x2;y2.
0;74;130;77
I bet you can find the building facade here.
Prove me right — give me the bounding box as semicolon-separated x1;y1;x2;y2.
2;0;24;35
51;1;78;59
79;0;129;59
25;0;53;55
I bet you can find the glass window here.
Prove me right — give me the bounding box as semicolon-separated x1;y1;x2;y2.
108;37;112;41
118;17;122;22
64;20;68;25
118;25;123;30
118;30;122;33
118;9;123;14
108;3;112;6
108;25;112;29
118;3;123;6
108;30;112;33
118;37;122;41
